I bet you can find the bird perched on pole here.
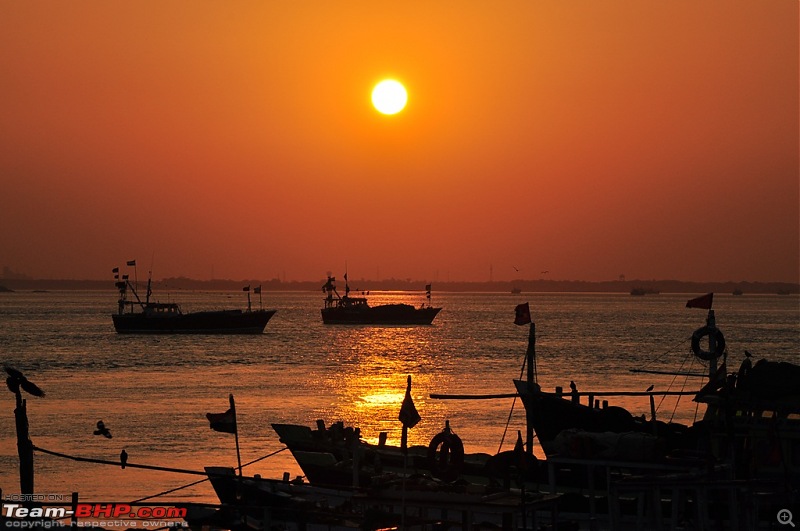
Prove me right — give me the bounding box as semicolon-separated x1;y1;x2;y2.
5;366;45;399
120;449;128;469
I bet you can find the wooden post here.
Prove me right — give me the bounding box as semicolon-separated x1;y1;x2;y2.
71;492;79;530
14;395;34;497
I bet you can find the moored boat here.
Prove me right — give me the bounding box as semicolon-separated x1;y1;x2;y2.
320;275;441;325
511;298;800;488
112;267;275;334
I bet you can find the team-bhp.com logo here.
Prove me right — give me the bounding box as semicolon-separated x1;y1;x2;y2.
2;502;187;527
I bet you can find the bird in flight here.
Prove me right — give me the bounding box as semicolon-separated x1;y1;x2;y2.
94;420;112;439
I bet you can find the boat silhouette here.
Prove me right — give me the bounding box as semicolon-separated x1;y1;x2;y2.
320;275;441;325
112;275;275;334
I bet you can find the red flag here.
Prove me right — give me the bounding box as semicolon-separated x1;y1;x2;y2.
514;303;531;325
686;293;713;309
398;375;421;428
206;395;237;434
253;285;262;294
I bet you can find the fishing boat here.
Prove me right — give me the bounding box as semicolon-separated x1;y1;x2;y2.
511;300;800;486
112;274;275;334
270;419;538;488
201;464;557;531
320;275;441;325
630;287;660;296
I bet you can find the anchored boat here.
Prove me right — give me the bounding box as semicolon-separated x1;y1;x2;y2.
112;272;275;334
320;275;441;325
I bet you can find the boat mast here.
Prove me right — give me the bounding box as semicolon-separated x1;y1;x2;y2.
706;309;719;379
525;321;537;455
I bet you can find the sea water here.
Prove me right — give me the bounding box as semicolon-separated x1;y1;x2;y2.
0;290;797;504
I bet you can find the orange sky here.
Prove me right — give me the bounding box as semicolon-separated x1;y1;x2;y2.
1;1;798;283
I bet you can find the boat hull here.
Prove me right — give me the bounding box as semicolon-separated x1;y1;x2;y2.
112;309;276;334
512;380;695;459
321;304;441;325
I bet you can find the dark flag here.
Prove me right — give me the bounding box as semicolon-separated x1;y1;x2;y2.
254;285;262;294
242;285;250;292
126;260;136;267
686;293;714;309
112;267;119;274
206;395;237;434
425;284;432;292
514;302;531;325
399;375;420;455
399;375;421;428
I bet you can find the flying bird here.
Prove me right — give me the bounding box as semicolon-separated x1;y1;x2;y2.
4;366;45;397
94;420;112;439
120;449;128;469
512;266;519;272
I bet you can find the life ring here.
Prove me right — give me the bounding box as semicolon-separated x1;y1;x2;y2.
427;431;465;482
691;326;726;361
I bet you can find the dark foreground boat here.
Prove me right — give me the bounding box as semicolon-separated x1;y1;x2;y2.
112;276;275;334
321;275;441;325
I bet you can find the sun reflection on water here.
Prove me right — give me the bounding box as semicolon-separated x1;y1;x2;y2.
317;327;453;447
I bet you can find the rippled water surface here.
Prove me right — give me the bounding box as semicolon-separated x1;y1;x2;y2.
1;290;797;503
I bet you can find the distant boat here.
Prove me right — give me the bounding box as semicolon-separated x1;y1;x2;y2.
112;276;275;334
321;275;440;325
510;287;522;294
630;287;660;296
732;289;743;296
777;289;791;295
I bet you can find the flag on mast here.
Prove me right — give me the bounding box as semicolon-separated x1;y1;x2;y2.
686;293;713;309
126;260;136;267
398;375;421;428
514;302;531;325
398;375;421;454
206;396;237;434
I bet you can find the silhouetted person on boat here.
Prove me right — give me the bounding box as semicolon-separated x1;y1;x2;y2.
570;380;579;403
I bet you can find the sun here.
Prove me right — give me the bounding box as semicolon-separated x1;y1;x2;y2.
371;80;407;115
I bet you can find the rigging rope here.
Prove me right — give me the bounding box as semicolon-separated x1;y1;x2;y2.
129;447;288;503
497;353;528;454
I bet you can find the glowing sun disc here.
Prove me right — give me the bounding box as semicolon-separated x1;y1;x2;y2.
372;80;407;115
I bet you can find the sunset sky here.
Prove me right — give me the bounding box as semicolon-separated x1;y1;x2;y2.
1;1;797;283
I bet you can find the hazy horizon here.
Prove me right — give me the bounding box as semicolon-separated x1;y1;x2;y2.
2;2;798;284
2;264;797;287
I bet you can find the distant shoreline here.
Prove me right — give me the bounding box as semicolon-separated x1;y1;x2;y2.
0;278;797;294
